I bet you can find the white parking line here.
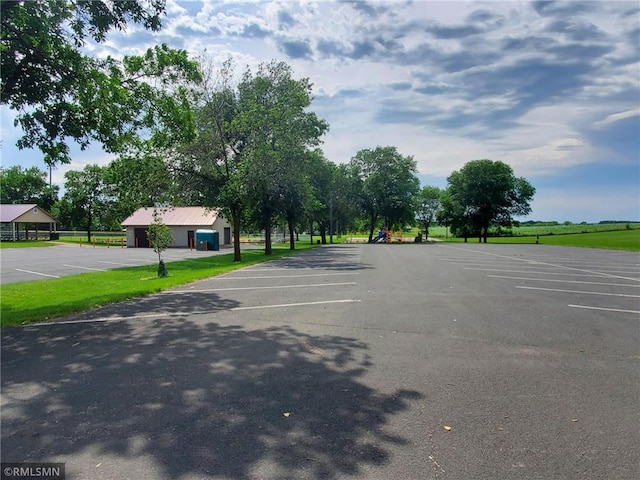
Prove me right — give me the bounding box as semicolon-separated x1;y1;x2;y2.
62;264;108;272
28;312;190;327
15;269;61;279
218;272;359;280
231;299;361;311
568;305;640;315
441;245;640;282
488;275;640;288
465;268;634;278
168;282;357;293
98;261;140;266
516;286;640;298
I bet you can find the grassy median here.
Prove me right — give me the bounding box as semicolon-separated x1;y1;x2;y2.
1;245;316;327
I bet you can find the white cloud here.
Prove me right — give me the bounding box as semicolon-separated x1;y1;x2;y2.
2;0;638;223
591;108;640;128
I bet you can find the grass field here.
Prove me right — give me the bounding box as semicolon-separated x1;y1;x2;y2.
427;223;640;238
1;244;316;327
436;229;640;250
0;240;55;249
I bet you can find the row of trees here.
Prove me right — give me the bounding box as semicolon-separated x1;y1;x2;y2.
1;0;535;258
1;155;535;247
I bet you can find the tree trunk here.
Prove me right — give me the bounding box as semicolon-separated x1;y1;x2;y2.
288;218;295;250
264;214;273;255
310;221;314;245
320;223;326;244
232;208;242;262
86;210;92;242
367;211;377;243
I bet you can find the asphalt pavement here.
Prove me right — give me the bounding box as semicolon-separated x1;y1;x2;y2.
1;243;639;479
0;243;257;284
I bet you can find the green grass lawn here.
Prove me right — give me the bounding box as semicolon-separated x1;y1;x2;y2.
528;229;640;250
0;240;56;248
1;244;316;327
430;229;639;251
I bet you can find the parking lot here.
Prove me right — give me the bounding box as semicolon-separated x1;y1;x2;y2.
2;243;639;479
0;243;256;284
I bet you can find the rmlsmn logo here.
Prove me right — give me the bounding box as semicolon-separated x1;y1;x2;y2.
1;463;65;480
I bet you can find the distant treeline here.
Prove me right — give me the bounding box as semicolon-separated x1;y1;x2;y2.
520;220;639;226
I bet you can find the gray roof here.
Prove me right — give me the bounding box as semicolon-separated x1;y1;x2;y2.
0;204;57;223
121;207;221;227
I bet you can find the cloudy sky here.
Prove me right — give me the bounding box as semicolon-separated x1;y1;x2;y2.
1;0;639;222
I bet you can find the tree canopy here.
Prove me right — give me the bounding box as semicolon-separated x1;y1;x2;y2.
349;146;420;242
1;0;200;165
0;165;58;210
443;159;535;242
61;164;112;241
416;185;442;238
236;61;328;254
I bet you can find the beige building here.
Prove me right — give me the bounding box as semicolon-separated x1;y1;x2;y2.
0;204;58;241
121;207;232;248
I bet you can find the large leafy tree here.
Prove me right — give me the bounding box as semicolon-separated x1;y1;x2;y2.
61;164;113;241
105;148;179;224
306;158;360;244
0;165;58;210
446;159;536;243
173;59;248;262
237;61;328;255
1;0;200;165
416;185;442;239
437;189;475;242
350;146;420;242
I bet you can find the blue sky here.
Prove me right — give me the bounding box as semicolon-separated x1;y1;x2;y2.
1;0;638;222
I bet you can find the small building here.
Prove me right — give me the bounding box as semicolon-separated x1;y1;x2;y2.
0;204;58;241
121;207;232;248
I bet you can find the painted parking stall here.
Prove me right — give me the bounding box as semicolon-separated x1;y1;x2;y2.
0;244;234;284
439;244;640;316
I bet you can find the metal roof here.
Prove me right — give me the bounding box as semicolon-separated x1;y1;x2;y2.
121;207;221;227
0;204;57;223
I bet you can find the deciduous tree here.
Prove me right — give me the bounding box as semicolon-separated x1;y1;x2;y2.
445;159;535;243
416;186;442;239
0;166;58;210
236;61;328;255
61;164;112;241
146;208;173;277
350;146;420;242
1;0;200;165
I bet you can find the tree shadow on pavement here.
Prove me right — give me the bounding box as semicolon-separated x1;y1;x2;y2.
60;291;242;321
1;319;422;479
251;244;373;272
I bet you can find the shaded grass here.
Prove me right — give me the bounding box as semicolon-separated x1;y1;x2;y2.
1;245;316;327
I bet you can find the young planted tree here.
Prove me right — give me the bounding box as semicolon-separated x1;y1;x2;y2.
146;209;174;277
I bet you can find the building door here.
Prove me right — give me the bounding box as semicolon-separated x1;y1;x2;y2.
187;230;195;249
134;228;150;248
224;227;231;245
